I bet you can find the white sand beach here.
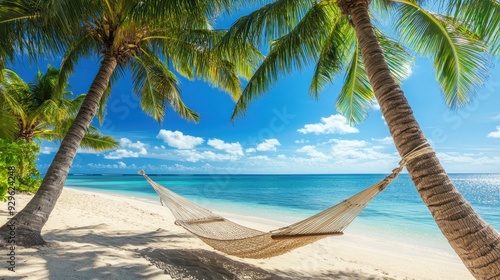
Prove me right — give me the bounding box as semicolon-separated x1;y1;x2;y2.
0;188;473;279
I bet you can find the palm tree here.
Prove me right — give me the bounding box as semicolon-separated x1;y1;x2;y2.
0;0;260;247
0;66;118;149
227;0;499;278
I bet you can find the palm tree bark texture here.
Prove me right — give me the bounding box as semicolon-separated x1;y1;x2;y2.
337;0;499;278
0;53;118;246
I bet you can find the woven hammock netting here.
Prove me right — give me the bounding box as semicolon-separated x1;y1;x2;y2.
140;163;405;258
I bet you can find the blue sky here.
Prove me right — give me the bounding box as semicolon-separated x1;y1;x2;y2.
9;16;500;174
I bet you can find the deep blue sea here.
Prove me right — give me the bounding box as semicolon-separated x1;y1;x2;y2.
66;173;500;256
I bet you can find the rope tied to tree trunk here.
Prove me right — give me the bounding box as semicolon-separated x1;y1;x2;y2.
380;142;435;189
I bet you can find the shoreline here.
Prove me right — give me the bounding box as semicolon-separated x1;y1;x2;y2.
0;187;473;279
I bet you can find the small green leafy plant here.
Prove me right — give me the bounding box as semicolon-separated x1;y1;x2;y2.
0;139;42;201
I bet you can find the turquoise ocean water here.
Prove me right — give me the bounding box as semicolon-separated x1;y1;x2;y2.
66;173;500;256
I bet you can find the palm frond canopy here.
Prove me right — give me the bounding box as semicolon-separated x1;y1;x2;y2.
229;0;491;124
47;0;262;124
0;67;118;150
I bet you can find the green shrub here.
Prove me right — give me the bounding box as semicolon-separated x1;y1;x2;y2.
0;139;42;200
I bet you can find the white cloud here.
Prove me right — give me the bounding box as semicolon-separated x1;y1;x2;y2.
493;114;500;120
329;139;393;161
295;139;310;144
40;146;57;154
435;152;500;172
256;139;281;151
246;148;256;153
487;126;500;138
248;155;271;161
120;138;146;150
156;130;204;149
370;101;380;110
104;138;147;159
372;137;393;145
297;114;358;135
207;138;243;156
77;148;103;154
88;162;136;169
176;150;241;162
297;145;329;161
104;149;141;159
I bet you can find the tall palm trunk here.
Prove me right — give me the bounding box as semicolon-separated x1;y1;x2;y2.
0;53;118;246
339;0;500;278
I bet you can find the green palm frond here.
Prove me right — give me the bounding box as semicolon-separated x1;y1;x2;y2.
95;64;127;124
0;69;28;117
395;0;489;108
132;50;199;123
146;29;217;80
336;44;374;125
0;0;87;63
31;65;71;104
206;59;242;100
57;33;96;92
370;0;397;15
232;2;340;119
146;28;251;99
131;0;235;29
80;132;119;151
309;18;354;99
1;66;118;150
33;128;59;141
223;0;316;46
64;94;85;116
97;87;111;125
0;110;17;141
213;32;264;81
443;0;500;56
47;118;119;151
30;99;66;127
375;27;414;83
0;0;42;24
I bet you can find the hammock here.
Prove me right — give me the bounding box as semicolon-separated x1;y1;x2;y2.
139;144;430;258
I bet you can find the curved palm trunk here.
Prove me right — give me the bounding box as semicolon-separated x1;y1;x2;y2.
0;53;117;246
339;1;500;278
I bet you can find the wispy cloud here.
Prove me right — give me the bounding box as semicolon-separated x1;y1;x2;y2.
207;138;243;156
487;126;500;138
370;101;380;110
88;162;137;169
40;146;57;154
256;139;281;152
297;145;329;161
295;139;310;144
176;149;242;162
248;155;271;161
297;114;358;135
329;139;388;161
372;137;393;145
104;138;147;159
156;130;204;149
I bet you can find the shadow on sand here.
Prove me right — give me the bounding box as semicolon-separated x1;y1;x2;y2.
9;226;393;280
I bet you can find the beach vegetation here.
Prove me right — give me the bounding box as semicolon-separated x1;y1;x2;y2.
0;66;118;149
0;0;260;247
0;139;41;200
0;66;118;198
226;0;500;277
